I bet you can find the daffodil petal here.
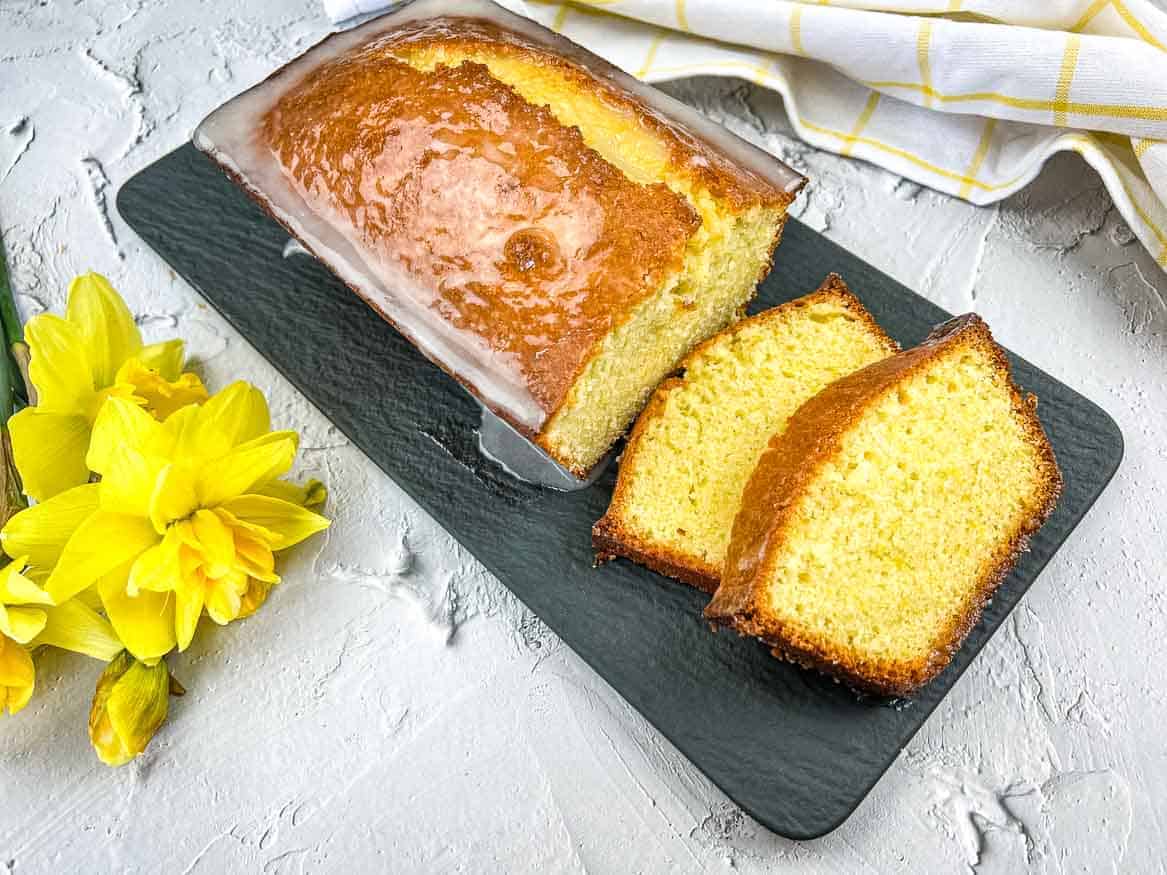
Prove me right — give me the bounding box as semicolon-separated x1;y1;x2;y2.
191;509;235;569
147;462;199;533
99;573;176;663
217;495;330;550
137;339;185;382
253;478;327;508
9;408;92;502
1;684;34;716
195;432;298;509
212;507;281;546
88;397;159;475
0;605;47;644
204;572;245;625
0;635;35;716
65;273;143;388
233;530;278;582
98;445;166;519
0;564;53;606
0;635;34;686
174;585;204;652
236;577;275;620
115;358;208;421
76;586;103;611
1;483;101;569
35;599;123;661
177;382;271;458
24;312;95;412
159;403;200;449
45;512;160;604
143;372;208;421
127;531;183;594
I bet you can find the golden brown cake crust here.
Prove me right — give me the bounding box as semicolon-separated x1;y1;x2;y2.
264;53;699;418
593;275;898;594
385;18;802;212
705;314;1063;697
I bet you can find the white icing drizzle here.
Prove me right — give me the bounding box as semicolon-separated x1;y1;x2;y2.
476;406;609;491
282;237;312;259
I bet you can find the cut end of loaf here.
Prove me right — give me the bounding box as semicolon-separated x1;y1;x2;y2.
540;203;790;475
706;314;1062;696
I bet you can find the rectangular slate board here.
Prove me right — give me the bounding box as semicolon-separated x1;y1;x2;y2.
118;143;1123;840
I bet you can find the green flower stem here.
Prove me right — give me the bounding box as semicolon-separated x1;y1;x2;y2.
0;227;28;525
0;229;28;411
0;346;14;422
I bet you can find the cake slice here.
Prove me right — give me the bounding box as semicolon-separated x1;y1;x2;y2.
705;314;1062;696
593;276;899;592
194;0;805;476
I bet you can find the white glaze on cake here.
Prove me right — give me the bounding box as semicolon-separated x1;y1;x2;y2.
194;0;804;435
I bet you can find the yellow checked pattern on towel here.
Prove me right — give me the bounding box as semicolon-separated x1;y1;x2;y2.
321;0;1167;269
512;0;1167;270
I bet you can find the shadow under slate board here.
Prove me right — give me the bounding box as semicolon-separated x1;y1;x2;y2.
118;142;1123;840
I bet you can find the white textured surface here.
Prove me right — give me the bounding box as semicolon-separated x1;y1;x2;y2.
1;2;1165;871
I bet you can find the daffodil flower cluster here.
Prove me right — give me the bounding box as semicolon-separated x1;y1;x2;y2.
0;273;329;765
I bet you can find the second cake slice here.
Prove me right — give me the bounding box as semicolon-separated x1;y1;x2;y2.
593;275;898;592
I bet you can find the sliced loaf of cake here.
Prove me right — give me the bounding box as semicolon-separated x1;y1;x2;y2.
705;314;1062;696
593;275;898;592
194;2;805;477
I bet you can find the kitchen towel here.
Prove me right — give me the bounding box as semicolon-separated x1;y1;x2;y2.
323;0;1167;273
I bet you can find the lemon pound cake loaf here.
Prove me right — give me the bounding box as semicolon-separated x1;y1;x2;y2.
593;276;898;592
705;314;1062;696
194;0;805;476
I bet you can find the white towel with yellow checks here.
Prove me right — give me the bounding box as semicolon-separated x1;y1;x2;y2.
323;0;1167;272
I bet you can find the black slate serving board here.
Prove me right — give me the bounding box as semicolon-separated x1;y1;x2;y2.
118;143;1122;840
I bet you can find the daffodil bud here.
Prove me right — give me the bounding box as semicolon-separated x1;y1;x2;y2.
88;651;172;766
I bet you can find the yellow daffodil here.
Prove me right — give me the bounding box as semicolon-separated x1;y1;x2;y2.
1;382;329;661
0;556;122;715
9;272;208;501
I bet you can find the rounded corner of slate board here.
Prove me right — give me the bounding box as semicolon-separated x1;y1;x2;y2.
1089;400;1125;479
116;141;1127;841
